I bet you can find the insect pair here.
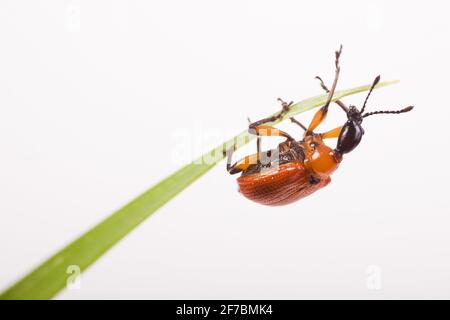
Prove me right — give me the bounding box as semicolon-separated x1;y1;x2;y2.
225;46;413;206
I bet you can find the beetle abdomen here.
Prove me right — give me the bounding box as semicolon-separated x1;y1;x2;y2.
237;161;330;206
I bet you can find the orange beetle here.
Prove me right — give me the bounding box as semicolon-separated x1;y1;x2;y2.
225;47;413;206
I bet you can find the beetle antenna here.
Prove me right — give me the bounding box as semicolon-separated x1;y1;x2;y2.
360;75;380;114
362;106;414;118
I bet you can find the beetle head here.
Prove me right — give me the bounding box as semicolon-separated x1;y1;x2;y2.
335;75;414;156
347;105;363;124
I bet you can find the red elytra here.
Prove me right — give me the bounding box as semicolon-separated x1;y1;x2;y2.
237;161;331;206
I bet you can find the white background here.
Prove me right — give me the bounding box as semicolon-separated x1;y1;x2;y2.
1;0;449;299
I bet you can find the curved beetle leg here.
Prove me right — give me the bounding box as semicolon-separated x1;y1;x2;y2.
289;117;307;132
315;76;349;113
306;45;342;135
228;154;259;175
320;126;343;139
223;144;240;175
247;97;293;131
248;98;295;162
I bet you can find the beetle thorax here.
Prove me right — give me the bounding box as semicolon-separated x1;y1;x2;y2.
303;134;341;178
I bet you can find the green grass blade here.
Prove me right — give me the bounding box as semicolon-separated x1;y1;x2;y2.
0;80;397;300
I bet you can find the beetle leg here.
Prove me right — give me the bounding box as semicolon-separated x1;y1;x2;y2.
227;153;259;175
315;76;349;113
248;98;293;130
224;144;259;175
223;145;233;171
319;126;343;139
247;117;262;162
248;124;295;164
306;45;342;135
290;117;307;131
248;98;295;161
249;125;295;140
224;144;241;174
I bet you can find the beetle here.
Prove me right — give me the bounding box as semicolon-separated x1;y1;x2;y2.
225;46;413;206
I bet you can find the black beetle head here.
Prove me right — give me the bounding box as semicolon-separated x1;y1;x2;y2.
335;75;414;156
347;105;363;124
